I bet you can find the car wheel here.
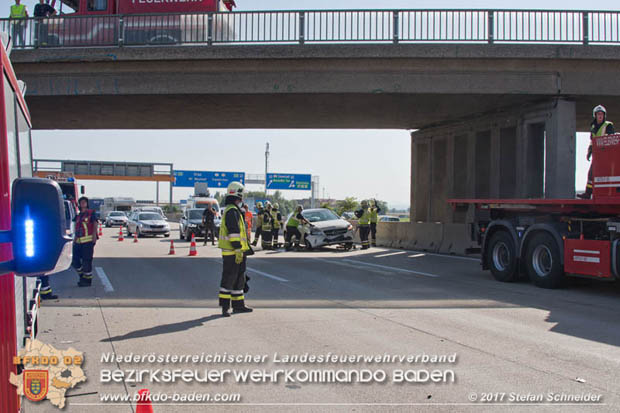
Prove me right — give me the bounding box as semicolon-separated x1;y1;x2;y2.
164;233;170;238
525;232;564;289
179;229;184;240
137;228;142;238
486;231;518;282
185;230;191;242
126;226;132;236
105;222;109;228
343;243;353;251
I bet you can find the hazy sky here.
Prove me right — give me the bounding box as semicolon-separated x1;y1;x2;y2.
9;0;605;206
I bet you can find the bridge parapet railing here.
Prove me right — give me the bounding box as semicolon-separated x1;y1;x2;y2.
1;9;619;49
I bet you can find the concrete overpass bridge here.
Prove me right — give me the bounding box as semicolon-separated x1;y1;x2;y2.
8;8;620;253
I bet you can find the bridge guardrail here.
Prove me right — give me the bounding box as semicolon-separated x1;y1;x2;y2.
1;9;619;49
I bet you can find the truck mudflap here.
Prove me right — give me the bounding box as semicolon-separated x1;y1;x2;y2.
564;239;613;279
612;239;620;279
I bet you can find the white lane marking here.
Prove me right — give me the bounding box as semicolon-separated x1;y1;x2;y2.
408;253;426;258
315;258;386;274
392;249;480;262
95;267;114;293
341;259;439;278
247;267;289;282
374;251;407;258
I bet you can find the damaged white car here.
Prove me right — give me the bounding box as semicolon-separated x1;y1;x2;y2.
285;208;355;251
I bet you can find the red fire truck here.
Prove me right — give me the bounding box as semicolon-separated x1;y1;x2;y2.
0;34;72;412
45;0;236;46
450;134;620;289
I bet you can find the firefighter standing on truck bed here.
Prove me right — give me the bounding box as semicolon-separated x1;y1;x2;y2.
261;202;273;249
271;202;283;249
72;196;97;287
355;200;371;249
578;105;615;199
251;201;264;246
218;182;253;317
369;199;381;247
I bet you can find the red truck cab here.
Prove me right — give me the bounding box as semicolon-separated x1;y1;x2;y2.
1;34;73;412
43;0;236;46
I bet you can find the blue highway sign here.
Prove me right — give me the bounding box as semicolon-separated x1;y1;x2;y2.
266;173;312;190
173;170;245;188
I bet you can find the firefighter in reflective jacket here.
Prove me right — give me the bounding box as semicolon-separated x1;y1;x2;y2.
261;201;273;249
369;199;381;247
72;196;97;287
251;201;264;246
271;202;283;248
355;200;371;249
285;205;311;251
218;182;253;317
579;105;615;199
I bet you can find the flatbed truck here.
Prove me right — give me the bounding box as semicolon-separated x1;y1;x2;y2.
449;133;620;288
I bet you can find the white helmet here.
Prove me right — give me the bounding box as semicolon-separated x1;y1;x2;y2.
226;181;245;199
256;201;263;209
593;105;607;118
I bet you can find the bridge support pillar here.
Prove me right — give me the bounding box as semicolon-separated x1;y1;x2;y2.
408;99;577;254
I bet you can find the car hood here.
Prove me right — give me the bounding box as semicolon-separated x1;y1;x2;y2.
311;219;350;230
140;220;168;226
188;219;203;225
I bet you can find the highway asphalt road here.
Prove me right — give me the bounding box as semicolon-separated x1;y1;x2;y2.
27;225;620;412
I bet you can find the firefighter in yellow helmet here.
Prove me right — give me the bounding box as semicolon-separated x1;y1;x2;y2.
369;199;381;247
271;202;283;249
578;105;615;199
355;200;371;249
218;182;253;316
261;201;273;249
285;205;311;251
251;201;264;246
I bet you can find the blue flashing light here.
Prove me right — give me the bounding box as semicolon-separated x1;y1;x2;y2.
25;219;35;258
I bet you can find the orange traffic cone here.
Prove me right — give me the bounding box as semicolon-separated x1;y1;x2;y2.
136;388;154;413
98;224;103;237
168;240;175;255
189;233;198;256
118;226;124;241
134;232;138;243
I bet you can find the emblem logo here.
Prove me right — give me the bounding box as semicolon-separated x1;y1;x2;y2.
24;370;49;402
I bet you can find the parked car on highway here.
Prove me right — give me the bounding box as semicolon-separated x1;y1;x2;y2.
179;208;208;241
379;215;400;222
132;206;166;218
284;208;354;250
105;211;129;227
126;212;170;238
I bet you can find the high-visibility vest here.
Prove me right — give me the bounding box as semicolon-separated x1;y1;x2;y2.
218;204;249;255
358;208;371;226
271;210;281;229
10;4;27;18
262;210;272;231
591;121;613;137
75;210;96;244
370;207;379;224
287;214;300;228
256;208;263;227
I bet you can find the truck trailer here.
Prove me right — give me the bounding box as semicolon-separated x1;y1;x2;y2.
449;133;620;289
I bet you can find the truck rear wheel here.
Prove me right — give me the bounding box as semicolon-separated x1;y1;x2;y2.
486;231;517;282
525;232;564;289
